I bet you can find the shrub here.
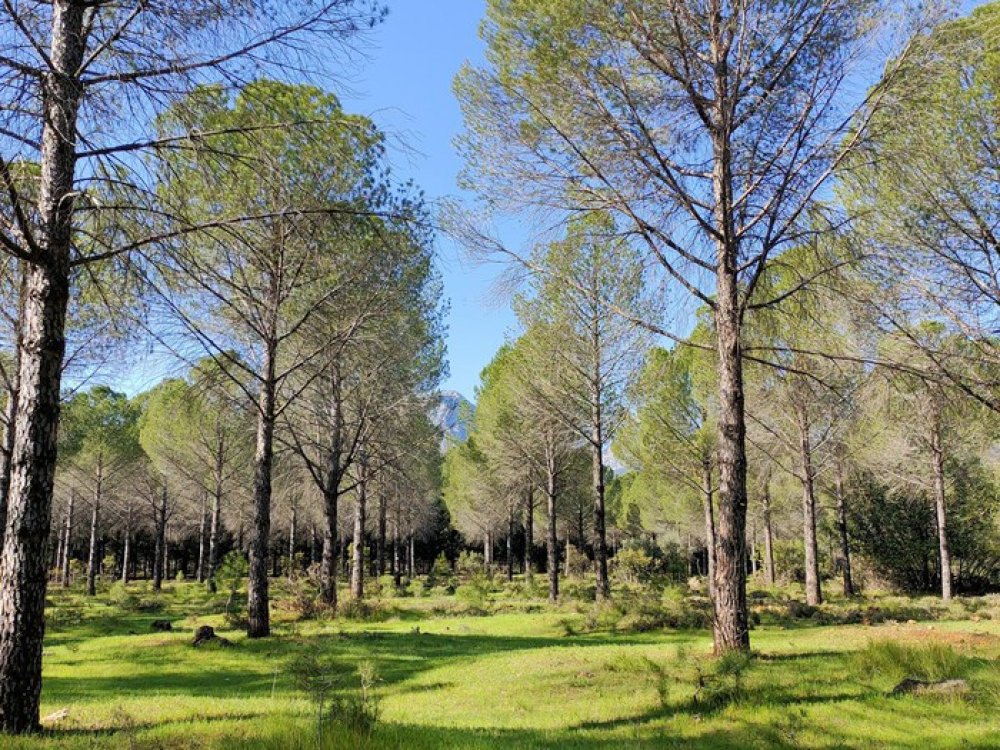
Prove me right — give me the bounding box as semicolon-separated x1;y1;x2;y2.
456;550;485;577
289;651;381;744
615;547;656;585
455;573;491;614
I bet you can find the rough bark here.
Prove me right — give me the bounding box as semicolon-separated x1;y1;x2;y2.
590;330;609;599
712;220;750;653
407;533;415;579
796;405;822;606
247;340;277;638
0;1;87;731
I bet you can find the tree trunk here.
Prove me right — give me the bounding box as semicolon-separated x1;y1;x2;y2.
930;416;952;601
796;405;822;607
60;491;74;589
702;458;717;603
407;533;415;578
834;462;854;597
153;487;167;592
0;1;87;732
247;340;277;638
86;457;103;597
507;503;515;582
288;501;297;573
0;274;23;553
590;322;609;600
351;459;368;600
121;515;131;585
545;453;559;603
393;521;402;587
762;481;775;587
207;476;222;593
196;494;207;584
524;487;534;578
376;491;386;578
712;217;751;653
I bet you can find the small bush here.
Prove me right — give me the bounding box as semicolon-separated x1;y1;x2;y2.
455;574;491;614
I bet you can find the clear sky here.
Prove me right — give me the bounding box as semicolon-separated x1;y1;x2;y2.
337;0;515;403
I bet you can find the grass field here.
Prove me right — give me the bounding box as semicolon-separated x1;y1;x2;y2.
9;578;1000;749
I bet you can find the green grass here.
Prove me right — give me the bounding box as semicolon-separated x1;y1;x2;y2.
7;580;1000;749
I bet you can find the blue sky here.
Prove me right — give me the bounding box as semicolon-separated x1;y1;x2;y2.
338;0;514;402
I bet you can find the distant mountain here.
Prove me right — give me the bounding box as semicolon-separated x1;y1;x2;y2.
430;390;474;450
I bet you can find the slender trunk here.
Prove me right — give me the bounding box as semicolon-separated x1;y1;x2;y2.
60;491;74;589
121;511;131;585
310;524;318;566
288;502;297;573
702;458;717;603
86;457;103;597
590;319;609;600
376;492;386;577
762;481;775;586
930;415;952;601
407;533;415;578
351;458;368;600
320;370;342;606
153;487;167;592
207;473;222;594
195;493;208;583
247;338;277;638
834;462;854;597
507;503;515;582
393;520;402;588
524;487;534;578
546;450;559;603
796;404;822;606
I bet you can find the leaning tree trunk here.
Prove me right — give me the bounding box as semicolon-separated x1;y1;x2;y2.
60;490;74;589
930;416;952;601
247;340;277;639
762;480;776;586
351;459;368;600
86;457;103;597
796;405;822;607
712;218;751;654
834;462;854;597
702;458;717;603
0;2;87;733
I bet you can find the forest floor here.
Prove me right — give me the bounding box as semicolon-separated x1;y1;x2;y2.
7;579;1000;749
